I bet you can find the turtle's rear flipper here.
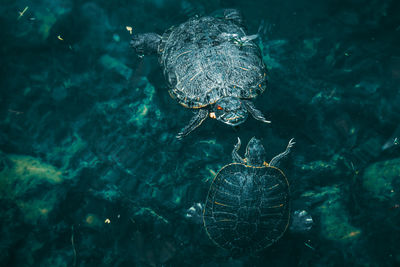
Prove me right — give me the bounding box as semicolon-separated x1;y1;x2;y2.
130;33;161;55
176;109;209;140
223;9;243;26
185;203;203;224
290;210;313;233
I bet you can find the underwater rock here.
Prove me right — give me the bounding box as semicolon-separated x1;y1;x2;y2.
301;38;321;60
131;230;176;267
344;137;384;171
84;213;104;229
90;184;121;202
49;132;87;170
39;250;69;267
259;39;288;70
13;232;45;266
99;54;133;80
0;153;65;224
362;157;400;201
127;77;162;129
51;85;68;101
354;80;380;94
299;153;349;179
302;186;361;243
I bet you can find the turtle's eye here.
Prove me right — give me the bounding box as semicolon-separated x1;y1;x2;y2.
217;105;223;110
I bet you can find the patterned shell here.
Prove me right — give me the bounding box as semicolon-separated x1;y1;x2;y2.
158;16;267;108
203;163;290;253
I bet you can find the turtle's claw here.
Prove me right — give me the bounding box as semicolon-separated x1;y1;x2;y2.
176;133;184;140
235;137;241;149
287;138;295;148
185;203;203;224
290;210;313;232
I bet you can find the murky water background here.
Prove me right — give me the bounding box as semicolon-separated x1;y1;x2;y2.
1;0;399;266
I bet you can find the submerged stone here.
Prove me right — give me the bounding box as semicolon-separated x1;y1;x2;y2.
99;54;133;79
0;153;65;223
302;186;361;243
362;157;400;201
128;77;162;128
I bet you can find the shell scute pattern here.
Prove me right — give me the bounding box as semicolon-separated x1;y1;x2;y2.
204;163;290;252
159;16;267;108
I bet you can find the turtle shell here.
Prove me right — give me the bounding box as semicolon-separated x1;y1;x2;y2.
158;16;267;109
203;163;290;253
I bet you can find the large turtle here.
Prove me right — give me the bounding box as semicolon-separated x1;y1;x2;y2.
186;137;313;253
131;9;270;139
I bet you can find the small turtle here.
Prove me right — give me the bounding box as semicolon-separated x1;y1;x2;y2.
186;137;313;253
131;9;270;139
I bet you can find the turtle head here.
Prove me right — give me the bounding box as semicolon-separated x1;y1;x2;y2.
210;97;248;126
130;33;161;55
245;137;267;166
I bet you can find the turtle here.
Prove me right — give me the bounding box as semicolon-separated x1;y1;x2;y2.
130;9;270;139
186;137;313;253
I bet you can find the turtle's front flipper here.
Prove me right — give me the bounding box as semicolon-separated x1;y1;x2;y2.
130;33;161;55
223;9;243;26
176;109;209;140
232;137;245;163
243;100;271;124
269;138;295;168
290;210;313;233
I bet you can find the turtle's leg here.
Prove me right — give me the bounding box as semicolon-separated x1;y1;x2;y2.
243;100;271;123
269;138;295;168
130;33;161;55
232;137;245;163
185;203;203;224
289;210;313;233
223;9;243;25
176;109;209;140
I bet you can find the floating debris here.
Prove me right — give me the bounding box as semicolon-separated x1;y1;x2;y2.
57;35;64;41
71;225;77;267
126;26;133;34
362;158;400;201
304;240;315;250
342;230;361;240
8;109;23;115
18;6;29;20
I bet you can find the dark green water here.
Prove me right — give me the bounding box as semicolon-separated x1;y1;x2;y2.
1;0;399;266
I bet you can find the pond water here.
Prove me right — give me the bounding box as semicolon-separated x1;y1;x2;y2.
0;0;399;266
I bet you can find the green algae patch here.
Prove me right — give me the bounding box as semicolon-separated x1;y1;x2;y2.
303;186;361;243
0;153;65;223
0;154;63;191
84;213;104;228
128;78;162;128
318;198;361;242
362;158;400;201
